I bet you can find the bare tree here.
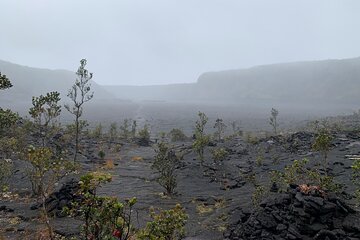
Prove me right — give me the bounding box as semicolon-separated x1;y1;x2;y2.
65;59;94;162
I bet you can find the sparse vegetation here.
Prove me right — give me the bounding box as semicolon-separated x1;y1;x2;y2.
2;51;360;240
270;158;341;193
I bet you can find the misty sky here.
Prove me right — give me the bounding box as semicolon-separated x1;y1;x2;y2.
1;0;360;85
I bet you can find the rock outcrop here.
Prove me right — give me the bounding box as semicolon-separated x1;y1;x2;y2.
31;179;81;217
226;185;360;240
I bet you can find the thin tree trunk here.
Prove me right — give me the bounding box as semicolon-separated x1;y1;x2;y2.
41;194;54;240
74;113;79;162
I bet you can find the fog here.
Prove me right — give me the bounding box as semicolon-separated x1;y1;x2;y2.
1;0;360;85
1;0;360;132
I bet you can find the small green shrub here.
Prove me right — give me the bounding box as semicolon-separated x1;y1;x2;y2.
352;160;360;206
211;148;229;163
138;125;151;146
98;150;106;160
283;159;310;185
26;146;76;238
152;142;180;195
92;123;103;139
192;112;209;164
0;159;13;192
252;185;266;207
29;91;61;146
109;122;118;141
137;204;188;240
120;119;131;140
256;153;264;167
67;172;137;240
213;118;226;142
0;137;18;159
272;159;341;193
26;146;76;196
0;108;19;136
312;128;333;174
168;128;187;142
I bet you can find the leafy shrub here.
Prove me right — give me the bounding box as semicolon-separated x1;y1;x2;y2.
98;150;106;160
272;159;341;193
283;159;310;185
91;123;103;139
230;121;242;137
0;108;19;136
312;128;333;174
152;142;180;195
0;137;18;159
0;72;12;90
213;118;226;142
0;73;18;136
352;160;360;206
120;119;131;140
109;122;118;141
137;204;188;240
211;148;228;163
0;159;13;192
138;124;151;146
26;146;76;195
67;172;137;240
168;128;187;142
26;146;76;238
252;185;266;207
29;91;61;146
255;153;264;167
244;132;259;145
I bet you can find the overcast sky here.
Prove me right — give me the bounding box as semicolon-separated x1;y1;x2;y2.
1;0;360;85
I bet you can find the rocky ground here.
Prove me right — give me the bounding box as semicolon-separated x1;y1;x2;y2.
1;115;360;239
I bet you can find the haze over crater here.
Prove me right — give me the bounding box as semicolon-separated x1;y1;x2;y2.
1;0;360;85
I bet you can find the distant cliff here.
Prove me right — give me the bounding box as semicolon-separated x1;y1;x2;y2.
105;57;360;104
2;57;360;105
0;60;114;104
